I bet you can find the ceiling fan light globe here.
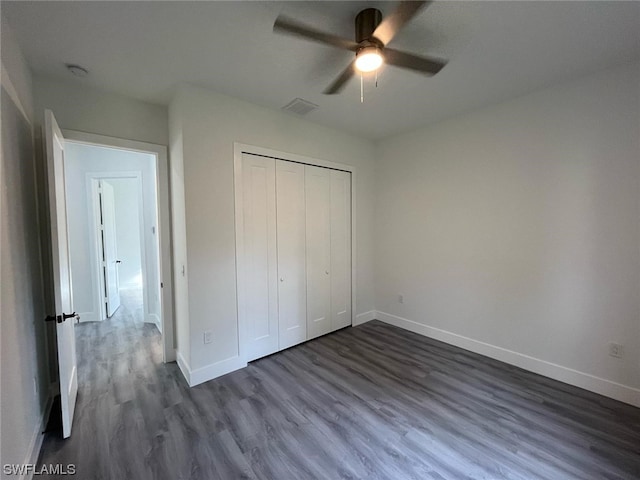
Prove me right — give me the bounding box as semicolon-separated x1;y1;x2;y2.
355;48;383;73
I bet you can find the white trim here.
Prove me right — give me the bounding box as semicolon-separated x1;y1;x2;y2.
148;313;162;332
233;150;247;363
20;393;54;480
62;130;165;157
353;310;376;326
233;143;358;366
176;351;246;387
62;130;176;363
176;350;192;385
233;143;354;173
190;356;247;387
375;310;640;408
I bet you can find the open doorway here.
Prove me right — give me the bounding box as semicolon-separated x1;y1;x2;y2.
91;176;149;323
62;131;174;364
40;111;175;439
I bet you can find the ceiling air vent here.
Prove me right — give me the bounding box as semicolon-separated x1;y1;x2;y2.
282;98;318;116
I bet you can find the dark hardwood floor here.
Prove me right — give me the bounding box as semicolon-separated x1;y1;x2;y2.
38;293;640;479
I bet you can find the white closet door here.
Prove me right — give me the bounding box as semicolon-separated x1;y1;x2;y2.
330;170;352;330
276;160;307;349
242;154;279;361
305;165;332;339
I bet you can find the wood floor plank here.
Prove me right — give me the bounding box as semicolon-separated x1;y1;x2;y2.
37;291;640;479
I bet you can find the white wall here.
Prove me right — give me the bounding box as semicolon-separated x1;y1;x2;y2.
64;143;161;325
375;61;640;405
169;86;376;380
107;178;143;290
33;75;168;146
0;15;51;475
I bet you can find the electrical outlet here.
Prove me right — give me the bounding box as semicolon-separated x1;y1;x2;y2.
398;294;404;304
609;342;624;358
204;330;213;345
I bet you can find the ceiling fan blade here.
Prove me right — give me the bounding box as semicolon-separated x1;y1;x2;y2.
274;16;359;51
323;61;356;94
373;1;430;46
384;48;447;75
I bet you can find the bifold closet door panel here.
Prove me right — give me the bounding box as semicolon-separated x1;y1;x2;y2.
276;160;307;349
241;154;279;361
330;170;352;330
305;165;332;339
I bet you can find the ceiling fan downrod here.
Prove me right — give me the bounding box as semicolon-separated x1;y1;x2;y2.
355;8;383;44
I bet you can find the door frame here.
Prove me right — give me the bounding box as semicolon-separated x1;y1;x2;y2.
88;173;146;322
233;143;357;364
62;130;176;363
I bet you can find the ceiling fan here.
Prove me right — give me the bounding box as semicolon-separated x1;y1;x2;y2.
273;1;448;95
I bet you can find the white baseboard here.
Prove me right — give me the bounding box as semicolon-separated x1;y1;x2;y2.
146;313;162;333
78;311;99;323
176;350;192;385
353;310;376;326
164;348;177;364
189;356;247;387
176;351;246;387
375;311;640;408
20;391;54;480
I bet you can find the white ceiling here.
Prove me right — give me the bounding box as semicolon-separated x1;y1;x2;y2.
4;1;639;139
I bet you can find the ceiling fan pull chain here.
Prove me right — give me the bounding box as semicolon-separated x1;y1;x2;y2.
360;73;364;103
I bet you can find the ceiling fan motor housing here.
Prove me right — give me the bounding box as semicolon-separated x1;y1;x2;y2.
355;8;383;45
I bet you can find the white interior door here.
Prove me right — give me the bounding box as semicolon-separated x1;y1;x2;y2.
44;110;78;439
276;160;307;349
100;181;121;317
242;154;279;361
305;165;332;339
330;170;352;330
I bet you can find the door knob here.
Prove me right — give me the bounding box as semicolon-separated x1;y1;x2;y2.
280;277;284;282
46;312;80;323
325;270;329;275
116;260;122;264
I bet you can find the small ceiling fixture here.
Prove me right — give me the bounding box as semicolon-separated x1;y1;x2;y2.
66;64;89;77
355;46;383;73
